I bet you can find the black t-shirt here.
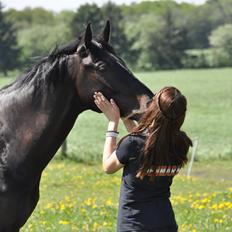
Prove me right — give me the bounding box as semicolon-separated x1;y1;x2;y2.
116;134;179;232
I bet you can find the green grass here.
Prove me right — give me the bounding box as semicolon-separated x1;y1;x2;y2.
19;159;232;232
0;69;232;231
67;68;232;161
1;68;232;161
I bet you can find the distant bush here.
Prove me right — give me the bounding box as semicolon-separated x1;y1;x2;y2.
209;24;232;67
182;50;209;69
182;47;232;69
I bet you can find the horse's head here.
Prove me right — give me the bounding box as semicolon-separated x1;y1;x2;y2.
72;21;154;121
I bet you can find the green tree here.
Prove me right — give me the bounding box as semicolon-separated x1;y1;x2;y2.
6;7;55;30
102;2;131;62
184;0;232;49
18;23;72;64
209;23;232;66
125;8;188;70
206;0;232;25
0;2;20;75
55;10;75;28
6;8;74;66
150;9;188;69
70;2;132;66
71;4;103;37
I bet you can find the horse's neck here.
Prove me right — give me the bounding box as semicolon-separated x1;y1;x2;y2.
1;65;83;180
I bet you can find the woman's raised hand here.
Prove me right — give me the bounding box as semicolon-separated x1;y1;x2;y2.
93;92;120;123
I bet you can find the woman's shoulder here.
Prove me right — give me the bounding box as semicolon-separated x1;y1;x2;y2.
126;133;146;148
118;133;145;147
130;132;146;140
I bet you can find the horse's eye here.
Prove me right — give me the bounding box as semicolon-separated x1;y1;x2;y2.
79;47;88;58
80;50;88;58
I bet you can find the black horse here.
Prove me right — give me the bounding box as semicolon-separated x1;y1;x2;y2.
0;21;153;231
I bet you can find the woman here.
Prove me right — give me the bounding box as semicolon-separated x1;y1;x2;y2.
93;86;192;232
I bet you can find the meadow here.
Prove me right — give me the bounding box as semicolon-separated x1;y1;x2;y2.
67;68;232;162
0;68;232;231
21;160;232;232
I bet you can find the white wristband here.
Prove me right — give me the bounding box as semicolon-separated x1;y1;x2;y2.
106;131;119;138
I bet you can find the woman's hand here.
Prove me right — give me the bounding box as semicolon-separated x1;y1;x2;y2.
94;92;120;123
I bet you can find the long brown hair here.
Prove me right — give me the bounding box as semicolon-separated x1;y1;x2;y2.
131;87;192;179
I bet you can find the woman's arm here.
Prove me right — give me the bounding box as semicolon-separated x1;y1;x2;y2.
103;121;124;174
94;92;124;174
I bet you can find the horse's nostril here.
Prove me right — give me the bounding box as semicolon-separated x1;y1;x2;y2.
96;62;106;72
99;65;106;71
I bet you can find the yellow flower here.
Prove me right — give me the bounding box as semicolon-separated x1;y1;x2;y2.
93;222;99;230
200;198;211;204
211;204;218;210
105;199;113;206
84;197;96;206
92;204;97;209
45;202;53;209
59;220;70;225
103;221;108;226
59;203;65;211
171;195;187;205
214;218;223;224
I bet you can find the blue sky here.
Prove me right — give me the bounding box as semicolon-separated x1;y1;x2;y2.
2;0;206;12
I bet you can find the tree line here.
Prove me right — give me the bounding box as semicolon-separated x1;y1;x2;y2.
0;0;232;75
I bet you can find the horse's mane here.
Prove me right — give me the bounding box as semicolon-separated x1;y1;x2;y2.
48;39;80;61
0;39;81;94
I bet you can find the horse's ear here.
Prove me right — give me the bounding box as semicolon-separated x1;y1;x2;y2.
101;20;111;43
84;23;92;48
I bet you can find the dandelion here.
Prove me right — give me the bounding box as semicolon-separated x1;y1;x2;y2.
59;203;65;211
103;221;108;226
211;204;218;210
105;199;113;206
214;218;224;224
171;195;187;205
45;202;53;209
92;204;97;209
59;220;70;225
84;197;96;206
93;222;99;230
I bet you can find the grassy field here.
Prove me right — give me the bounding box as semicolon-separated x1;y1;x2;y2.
0;68;232;231
18;159;231;232
1;68;232;161
69;68;232;162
